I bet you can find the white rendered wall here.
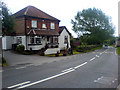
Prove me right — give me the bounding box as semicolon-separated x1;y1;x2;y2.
2;36;15;50
59;29;71;50
45;48;60;54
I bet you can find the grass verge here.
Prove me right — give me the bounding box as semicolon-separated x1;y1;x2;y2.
117;47;120;55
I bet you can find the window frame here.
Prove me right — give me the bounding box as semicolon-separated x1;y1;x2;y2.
30;36;42;44
51;23;55;30
17;37;22;44
42;23;47;29
31;20;37;28
64;36;68;44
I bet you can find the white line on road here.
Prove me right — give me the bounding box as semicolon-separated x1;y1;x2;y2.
100;53;102;55
62;68;74;72
7;81;31;89
74;62;87;69
16;66;26;69
17;69;75;89
96;55;99;57
94;76;103;83
89;57;96;61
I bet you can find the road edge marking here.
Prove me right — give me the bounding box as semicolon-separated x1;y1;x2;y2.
17;69;74;89
8;81;31;89
74;62;87;69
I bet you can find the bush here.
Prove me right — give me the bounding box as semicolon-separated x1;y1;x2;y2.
16;45;25;53
2;57;8;66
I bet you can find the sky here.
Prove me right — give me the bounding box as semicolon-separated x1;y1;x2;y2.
2;0;120;37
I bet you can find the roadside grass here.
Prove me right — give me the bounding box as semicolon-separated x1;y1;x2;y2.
73;50;82;54
117;47;120;55
110;45;115;48
2;57;9;66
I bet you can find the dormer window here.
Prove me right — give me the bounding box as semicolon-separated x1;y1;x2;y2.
42;24;46;28
51;23;55;29
31;20;37;28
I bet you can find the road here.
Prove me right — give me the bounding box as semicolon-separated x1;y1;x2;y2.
2;47;118;89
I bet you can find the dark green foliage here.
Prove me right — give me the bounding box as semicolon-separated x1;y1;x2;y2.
2;57;8;66
2;2;15;35
2;57;7;64
71;8;115;45
16;45;25;53
75;45;102;52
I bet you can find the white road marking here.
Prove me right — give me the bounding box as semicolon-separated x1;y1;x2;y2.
62;68;74;72
100;53;102;55
17;69;74;89
16;66;26;69
94;76;103;83
89;57;96;61
74;62;87;69
96;55;99;58
7;81;31;89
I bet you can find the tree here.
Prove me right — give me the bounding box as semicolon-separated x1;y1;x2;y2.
2;2;15;35
71;8;115;45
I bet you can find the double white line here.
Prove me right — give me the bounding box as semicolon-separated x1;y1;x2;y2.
7;61;88;89
8;81;31;89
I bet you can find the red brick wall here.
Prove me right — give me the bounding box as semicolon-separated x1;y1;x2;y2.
15;16;60;35
15;17;25;35
25;17;59;33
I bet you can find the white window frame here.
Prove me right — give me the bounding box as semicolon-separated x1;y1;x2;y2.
42;24;46;29
17;37;22;44
30;36;42;44
31;20;37;28
51;23;55;29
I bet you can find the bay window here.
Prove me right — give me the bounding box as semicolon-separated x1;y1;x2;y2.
30;36;42;44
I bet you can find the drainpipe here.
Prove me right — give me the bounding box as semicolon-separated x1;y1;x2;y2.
24;16;27;50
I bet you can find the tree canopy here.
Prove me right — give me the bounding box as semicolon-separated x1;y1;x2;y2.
2;2;15;35
71;8;115;44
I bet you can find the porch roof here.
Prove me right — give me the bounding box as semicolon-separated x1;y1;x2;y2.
28;29;59;36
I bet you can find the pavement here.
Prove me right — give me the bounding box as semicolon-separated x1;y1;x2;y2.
117;55;120;90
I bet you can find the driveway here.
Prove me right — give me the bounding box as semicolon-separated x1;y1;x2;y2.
3;50;74;66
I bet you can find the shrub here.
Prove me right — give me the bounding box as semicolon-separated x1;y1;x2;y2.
2;57;8;66
16;45;25;53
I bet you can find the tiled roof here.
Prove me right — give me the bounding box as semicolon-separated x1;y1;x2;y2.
13;5;60;21
59;26;71;36
29;29;59;36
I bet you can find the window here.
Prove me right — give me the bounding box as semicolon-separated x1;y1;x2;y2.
54;37;58;43
30;36;41;44
51;23;55;29
30;36;34;44
17;37;22;44
36;37;41;44
50;37;58;43
42;24;46;28
31;20;37;28
64;36;68;44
